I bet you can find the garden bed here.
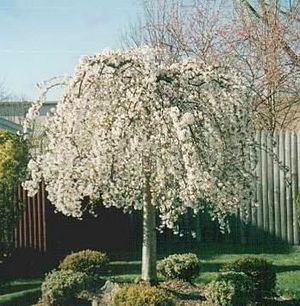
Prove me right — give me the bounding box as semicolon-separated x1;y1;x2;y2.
1;243;300;305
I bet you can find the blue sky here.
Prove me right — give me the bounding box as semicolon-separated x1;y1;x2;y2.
0;0;140;100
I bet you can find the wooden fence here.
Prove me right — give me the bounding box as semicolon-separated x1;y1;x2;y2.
14;184;47;252
138;130;300;246
226;130;300;245
13;130;300;251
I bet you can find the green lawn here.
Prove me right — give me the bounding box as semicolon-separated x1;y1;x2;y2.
107;243;300;299
0;279;42;305
193;243;300;299
1;243;300;305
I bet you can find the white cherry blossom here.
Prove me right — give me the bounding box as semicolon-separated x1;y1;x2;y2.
23;48;256;282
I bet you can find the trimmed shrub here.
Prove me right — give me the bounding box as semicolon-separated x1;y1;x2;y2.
216;272;253;305
157;253;200;282
222;256;276;301
204;281;235;306
59;249;109;281
113;284;175;306
41;269;90;306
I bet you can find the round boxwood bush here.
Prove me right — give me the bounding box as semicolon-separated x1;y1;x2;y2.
215;272;253;305
222;256;276;301
59;249;109;281
157;253;200;282
205;280;235;306
113;284;175;306
41;269;90;306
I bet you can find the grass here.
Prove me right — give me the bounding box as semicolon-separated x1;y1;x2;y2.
0;279;42;296
0;279;42;305
0;288;40;305
107;243;300;299
1;243;300;305
277;271;300;299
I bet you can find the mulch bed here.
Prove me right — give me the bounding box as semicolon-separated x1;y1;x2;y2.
33;279;300;305
160;279;206;306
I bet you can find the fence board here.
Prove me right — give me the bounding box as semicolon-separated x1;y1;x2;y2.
273;130;281;239
250;139;258;243
279;130;287;241
285;131;293;244
267;132;275;236
41;183;47;252
292;132;299;244
256;131;263;240
261;131;269;235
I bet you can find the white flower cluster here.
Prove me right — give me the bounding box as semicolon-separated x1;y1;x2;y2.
23;48;256;230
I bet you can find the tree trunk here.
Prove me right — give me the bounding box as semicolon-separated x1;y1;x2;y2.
141;177;157;284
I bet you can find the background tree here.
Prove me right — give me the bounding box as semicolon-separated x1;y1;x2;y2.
127;0;300;130
124;0;231;62
0;130;29;245
0;82;11;102
233;0;300;129
24;48;255;283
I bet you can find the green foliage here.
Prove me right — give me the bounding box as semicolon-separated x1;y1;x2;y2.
222;256;276;301
216;272;253;305
0;129;29;244
204;280;236;306
59;249;109;281
113;284;175;306
0;129;29;184
204;272;253;306
157;253;201;282
0;185;18;245
41;269;89;306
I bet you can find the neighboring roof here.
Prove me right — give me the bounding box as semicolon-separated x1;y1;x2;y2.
0;117;22;133
0;101;57;117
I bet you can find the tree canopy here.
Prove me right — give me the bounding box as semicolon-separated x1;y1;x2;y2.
24;48;255;231
0;129;29;244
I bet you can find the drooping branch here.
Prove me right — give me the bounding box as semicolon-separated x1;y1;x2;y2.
23;48;256;230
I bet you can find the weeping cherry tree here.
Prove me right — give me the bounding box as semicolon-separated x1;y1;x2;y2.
23;48;255;283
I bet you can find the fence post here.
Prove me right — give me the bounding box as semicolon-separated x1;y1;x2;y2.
273;130;281;240
42;183;47;252
256;131;264;242
292;132;299;244
250;136;258;244
285;130;294;244
267;132;275;237
279;130;287;242
261;131;269;241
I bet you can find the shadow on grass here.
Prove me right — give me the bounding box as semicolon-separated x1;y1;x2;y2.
108;260;225;275
107;255;300;277
199;262;223;273
0;283;41;296
0;288;40;306
112;242;295;262
263;299;300;306
158;242;294;260
275;265;300;273
200;262;300;274
108;261;141;276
